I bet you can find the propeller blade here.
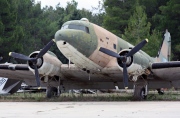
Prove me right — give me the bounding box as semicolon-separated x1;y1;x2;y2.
99;47;120;58
0;57;3;61
126;39;148;57
36;39;55;58
34;65;41;87
123;63;128;89
9;52;35;61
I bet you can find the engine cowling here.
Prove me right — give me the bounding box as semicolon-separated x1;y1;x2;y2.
118;49;150;75
28;51;62;77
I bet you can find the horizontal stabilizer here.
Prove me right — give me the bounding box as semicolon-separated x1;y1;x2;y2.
152;61;180;69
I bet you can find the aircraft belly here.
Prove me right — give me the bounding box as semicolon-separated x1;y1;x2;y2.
60;64;123;82
56;41;102;71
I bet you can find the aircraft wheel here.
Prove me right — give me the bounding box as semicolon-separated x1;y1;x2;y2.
157;88;164;95
133;85;147;101
46;87;58;98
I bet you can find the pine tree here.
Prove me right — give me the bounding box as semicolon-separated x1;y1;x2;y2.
0;0;24;62
158;0;180;60
122;3;161;56
103;0;135;36
122;4;151;44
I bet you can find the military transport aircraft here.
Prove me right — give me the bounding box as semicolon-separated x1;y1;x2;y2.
0;18;179;100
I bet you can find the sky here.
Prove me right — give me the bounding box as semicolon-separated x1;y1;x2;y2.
36;0;103;11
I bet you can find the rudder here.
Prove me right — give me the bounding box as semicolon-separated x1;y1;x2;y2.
156;29;171;62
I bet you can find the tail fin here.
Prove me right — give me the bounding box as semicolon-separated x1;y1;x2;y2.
156;29;171;62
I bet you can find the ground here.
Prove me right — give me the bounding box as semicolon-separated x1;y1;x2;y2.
1;102;180;118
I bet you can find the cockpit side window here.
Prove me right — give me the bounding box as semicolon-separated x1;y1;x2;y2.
61;24;89;34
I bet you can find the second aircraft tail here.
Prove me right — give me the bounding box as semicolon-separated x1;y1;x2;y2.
156;29;171;62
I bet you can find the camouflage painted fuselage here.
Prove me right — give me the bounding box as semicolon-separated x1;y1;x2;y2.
55;18;155;78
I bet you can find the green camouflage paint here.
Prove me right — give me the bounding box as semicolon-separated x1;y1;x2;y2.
55;20;98;57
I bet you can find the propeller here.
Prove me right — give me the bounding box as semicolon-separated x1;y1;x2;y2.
99;39;148;89
9;39;55;87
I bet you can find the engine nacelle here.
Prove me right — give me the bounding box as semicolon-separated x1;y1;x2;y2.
28;51;62;77
118;49;150;75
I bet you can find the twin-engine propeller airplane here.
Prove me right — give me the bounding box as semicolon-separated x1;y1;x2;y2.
0;18;180;100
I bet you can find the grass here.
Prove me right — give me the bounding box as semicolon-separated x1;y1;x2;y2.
0;92;132;102
1;90;180;102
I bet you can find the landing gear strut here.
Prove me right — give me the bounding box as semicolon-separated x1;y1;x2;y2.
46;76;63;98
133;83;148;101
46;86;58;98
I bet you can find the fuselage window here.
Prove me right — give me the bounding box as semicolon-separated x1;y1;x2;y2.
85;27;89;33
113;44;116;49
61;24;89;34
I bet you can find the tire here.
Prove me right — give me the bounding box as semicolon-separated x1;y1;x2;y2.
157;88;164;95
140;87;147;100
133;85;147;101
46;87;58;98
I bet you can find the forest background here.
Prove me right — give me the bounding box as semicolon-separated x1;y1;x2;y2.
0;0;180;64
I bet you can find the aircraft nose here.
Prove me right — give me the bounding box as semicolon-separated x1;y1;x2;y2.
54;29;97;57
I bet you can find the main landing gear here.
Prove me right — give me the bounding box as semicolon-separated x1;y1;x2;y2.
157;88;164;95
46;86;58;98
45;77;64;98
133;83;148;101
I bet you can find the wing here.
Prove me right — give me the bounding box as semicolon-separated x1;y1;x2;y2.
152;61;180;88
151;61;180;80
0;63;36;85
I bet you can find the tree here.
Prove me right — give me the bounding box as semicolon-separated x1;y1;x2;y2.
61;0;82;23
0;0;24;62
0;0;107;64
122;4;151;44
122;3;161;56
157;0;180;60
103;0;135;36
139;0;169;30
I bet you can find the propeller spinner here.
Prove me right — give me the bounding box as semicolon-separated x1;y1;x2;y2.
9;39;55;87
99;39;148;89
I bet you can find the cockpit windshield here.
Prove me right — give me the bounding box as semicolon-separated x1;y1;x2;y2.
61;24;89;33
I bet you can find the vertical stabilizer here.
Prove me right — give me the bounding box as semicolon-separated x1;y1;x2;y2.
156;29;171;62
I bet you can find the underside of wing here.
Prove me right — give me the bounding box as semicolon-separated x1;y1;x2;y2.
0;63;36;85
152;65;180;89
